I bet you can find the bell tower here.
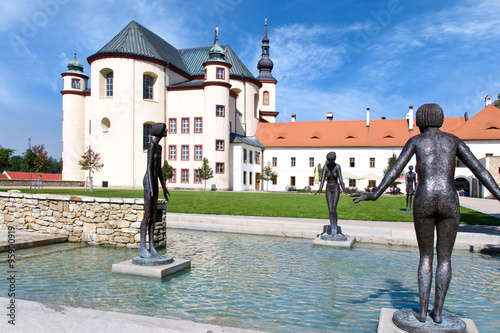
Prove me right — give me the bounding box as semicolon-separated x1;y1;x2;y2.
257;19;278;122
61;50;88;181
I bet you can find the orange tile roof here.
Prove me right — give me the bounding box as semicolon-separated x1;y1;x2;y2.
4;172;62;181
256;106;499;148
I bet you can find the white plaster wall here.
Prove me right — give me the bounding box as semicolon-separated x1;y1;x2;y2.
231;144;263;191
62;90;86;181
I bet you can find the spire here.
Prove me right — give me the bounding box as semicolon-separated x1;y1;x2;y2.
209;25;226;62
257;19;275;82
65;48;85;75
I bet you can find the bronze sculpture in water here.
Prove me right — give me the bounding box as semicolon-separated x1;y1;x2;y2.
315;152;347;240
405;165;417;211
354;104;500;330
133;122;172;266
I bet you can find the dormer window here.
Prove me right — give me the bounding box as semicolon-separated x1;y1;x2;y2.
216;67;225;80
71;79;80;89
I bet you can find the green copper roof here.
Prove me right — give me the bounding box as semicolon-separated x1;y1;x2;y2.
92;21;189;74
65;50;86;76
179;44;254;79
91;21;255;80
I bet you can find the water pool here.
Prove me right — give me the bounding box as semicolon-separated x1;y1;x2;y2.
2;229;499;332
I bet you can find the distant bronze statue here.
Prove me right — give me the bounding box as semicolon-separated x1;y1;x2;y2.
405;165;417;211
315;152;347;240
133;122;172;265
354;104;500;330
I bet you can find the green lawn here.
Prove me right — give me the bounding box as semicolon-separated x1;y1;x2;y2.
2;188;498;226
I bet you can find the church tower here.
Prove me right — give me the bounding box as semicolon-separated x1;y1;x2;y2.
61;50;88;181
257;19;278;122
202;27;232;189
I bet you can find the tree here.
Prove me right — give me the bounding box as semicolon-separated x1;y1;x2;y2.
494;93;500;108
161;160;173;182
197;157;213;191
0;146;15;172
78;147;104;192
32;144;49;174
260;161;278;191
384;153;403;188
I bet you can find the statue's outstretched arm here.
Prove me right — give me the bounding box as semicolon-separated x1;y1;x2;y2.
457;141;500;201
355;138;415;203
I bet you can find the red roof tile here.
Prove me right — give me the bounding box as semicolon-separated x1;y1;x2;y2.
256;106;498;148
4;172;62;181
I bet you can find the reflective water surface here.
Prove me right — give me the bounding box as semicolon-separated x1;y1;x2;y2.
2;229;499;332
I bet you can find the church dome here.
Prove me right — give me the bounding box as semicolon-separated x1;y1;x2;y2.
66;50;85;75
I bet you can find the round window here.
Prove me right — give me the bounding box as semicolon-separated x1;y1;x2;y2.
101;117;111;132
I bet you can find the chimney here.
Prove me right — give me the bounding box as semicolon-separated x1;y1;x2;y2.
406;105;414;131
366;107;370;127
485;94;492;106
326;112;333;121
291;114;296;122
464;112;469;121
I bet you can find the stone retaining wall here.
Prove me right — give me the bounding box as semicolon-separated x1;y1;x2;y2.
0;192;166;248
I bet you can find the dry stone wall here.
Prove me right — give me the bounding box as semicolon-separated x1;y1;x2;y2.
0;192;166;248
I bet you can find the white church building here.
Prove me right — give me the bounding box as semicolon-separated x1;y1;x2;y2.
61;21;500;197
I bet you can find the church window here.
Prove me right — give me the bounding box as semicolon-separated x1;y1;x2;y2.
216;105;225;117
181;169;189;183
216;67;225;79
182;118;189;133
263;91;269;105
72;79;80;89
106;72;113;96
143;123;153;150
216;162;224;174
169;146;176;160
195;118;202;133
194;145;202;160
181;145;189;160
143;74;154;100
216;140;224;151
370;157;375;168
169;118;177;134
204;68;207;80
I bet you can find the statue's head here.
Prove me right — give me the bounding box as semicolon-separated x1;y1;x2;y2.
151;123;167;137
416;104;444;128
326;151;336;162
409;165;413;171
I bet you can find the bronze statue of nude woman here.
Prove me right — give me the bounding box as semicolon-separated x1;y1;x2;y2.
315;152;347;240
355;104;500;329
132;122;173;266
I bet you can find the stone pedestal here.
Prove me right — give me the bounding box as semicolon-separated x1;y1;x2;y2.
112;258;191;278
312;236;355;248
377;308;478;333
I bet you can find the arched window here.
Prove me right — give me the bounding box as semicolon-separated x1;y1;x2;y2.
143;123;153;150
143;75;154;100
263;91;270;105
106;72;113;97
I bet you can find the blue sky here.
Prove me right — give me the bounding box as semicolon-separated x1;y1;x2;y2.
1;0;499;159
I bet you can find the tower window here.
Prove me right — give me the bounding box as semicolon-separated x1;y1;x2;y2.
143;123;153;150
72;79;80;89
216;67;225;79
106;72;113;96
216;140;224;151
143;74;154;100
216;105;225;117
263;91;270;105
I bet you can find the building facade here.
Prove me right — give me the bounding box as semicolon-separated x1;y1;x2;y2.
62;22;500;197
